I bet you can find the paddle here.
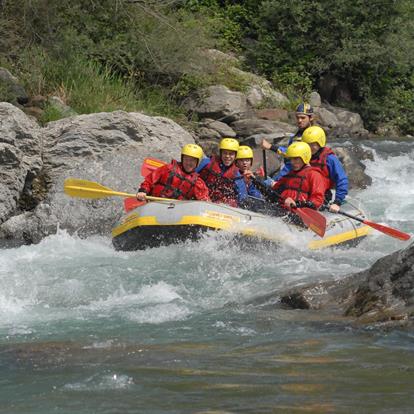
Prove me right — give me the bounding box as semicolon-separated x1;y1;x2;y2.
64;178;177;203
141;157;167;177
262;149;268;178
252;177;326;237
124;197;146;212
335;210;410;241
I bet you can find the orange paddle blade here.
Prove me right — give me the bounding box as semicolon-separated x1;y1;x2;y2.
363;219;410;241
124;197;146;212
293;207;327;238
141;157;167;177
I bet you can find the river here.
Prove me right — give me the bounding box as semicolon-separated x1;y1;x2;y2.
1;140;413;413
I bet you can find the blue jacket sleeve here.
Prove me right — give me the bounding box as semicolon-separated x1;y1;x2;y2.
273;161;293;181
327;154;348;203
196;156;211;173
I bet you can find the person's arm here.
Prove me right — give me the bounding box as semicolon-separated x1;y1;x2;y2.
136;165;166;199
326;155;348;204
195;156;210;173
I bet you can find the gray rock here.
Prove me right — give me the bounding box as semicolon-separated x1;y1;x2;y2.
332;146;372;189
309;91;321;107
230;119;295;138
200;119;236;138
0;110;194;244
196;126;222;140
315;107;339;128
47;96;77;118
0;67;29;105
0;103;42;223
182;85;248;122
280;241;414;327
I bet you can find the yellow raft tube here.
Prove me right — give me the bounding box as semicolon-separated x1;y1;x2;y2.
112;199;371;251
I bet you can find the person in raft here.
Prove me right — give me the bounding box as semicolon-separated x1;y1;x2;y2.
196;138;246;207
260;102;316;182
136;144;210;202
301;125;348;212
245;141;326;212
234;145;264;210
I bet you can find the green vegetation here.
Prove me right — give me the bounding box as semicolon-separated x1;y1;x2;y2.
0;0;413;135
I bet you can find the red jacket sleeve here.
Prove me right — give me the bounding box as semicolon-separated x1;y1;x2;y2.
193;177;210;201
308;170;327;208
138;164;170;194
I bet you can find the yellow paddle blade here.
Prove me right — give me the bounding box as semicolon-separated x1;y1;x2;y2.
64;178;135;199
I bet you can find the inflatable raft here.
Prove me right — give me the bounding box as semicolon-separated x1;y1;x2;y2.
112;199;371;251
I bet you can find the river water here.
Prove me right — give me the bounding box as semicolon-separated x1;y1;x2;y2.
1;140;413;413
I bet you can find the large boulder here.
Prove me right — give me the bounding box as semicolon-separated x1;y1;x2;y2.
316;104;369;139
0;110;194;246
0;103;42;224
182;85;248;122
280;241;414;327
333;146;372;189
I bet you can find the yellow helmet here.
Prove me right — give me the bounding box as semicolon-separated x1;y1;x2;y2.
219;138;239;152
236;145;254;160
301;126;326;147
285;141;311;164
181;144;203;164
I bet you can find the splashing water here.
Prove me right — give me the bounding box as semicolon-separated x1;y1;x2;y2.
1;141;413;413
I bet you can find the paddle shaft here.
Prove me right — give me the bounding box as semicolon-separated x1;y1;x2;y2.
337;210;364;223
336;209;410;241
262;149;268;177
65;182;177;203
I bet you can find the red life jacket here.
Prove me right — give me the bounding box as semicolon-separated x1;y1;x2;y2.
199;155;239;207
273;165;326;207
310;146;336;189
150;160;199;200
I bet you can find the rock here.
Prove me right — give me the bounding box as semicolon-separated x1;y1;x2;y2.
0;110;194;245
23;106;44;119
196;126;222;140
230;118;296;138
0;103;42;224
250;148;281;177
309;91;321;107
315;104;369;139
376;124;401;138
202;48;240;66
280;241;414;327
28;95;47;108
255;108;289;122
0;67;29;105
47;96;77;118
182;85;248;122
200;119;236;138
196;139;219;156
242;132;290;149
332;146;372;189
315;107;339;128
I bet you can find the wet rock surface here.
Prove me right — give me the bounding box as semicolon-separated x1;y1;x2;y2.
279;242;414;327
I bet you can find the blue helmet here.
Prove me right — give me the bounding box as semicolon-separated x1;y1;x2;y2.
295;102;314;116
